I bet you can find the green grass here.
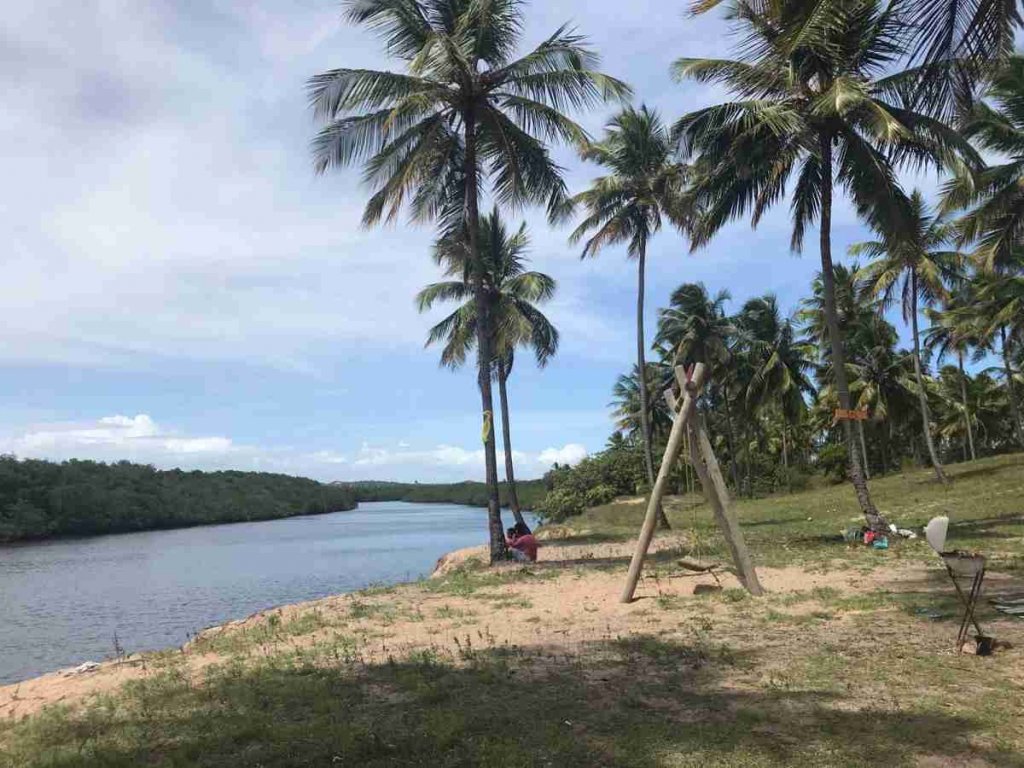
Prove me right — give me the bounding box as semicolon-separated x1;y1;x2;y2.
561;452;1024;571
3;628;1020;768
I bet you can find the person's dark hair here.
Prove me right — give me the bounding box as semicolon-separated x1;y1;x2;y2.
506;526;517;539
514;521;531;537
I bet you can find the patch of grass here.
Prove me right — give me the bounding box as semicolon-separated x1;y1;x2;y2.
6;628;1018;768
423;565;556;598
192;609;334;656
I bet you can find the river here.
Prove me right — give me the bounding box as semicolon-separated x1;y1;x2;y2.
0;501;536;684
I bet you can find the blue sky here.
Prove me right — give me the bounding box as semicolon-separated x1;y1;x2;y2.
0;0;949;482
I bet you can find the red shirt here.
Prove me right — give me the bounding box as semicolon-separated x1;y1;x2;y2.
507;533;538;562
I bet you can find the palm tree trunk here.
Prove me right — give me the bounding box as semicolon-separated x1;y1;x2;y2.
743;422;753;498
781;422;790;493
910;277;947;483
818;132;889;532
1000;325;1024;449
857;421;870;480
958;353;976;461
881;423;890;474
496;358;525;527
636;241;671;529
464;109;505;563
722;382;741;491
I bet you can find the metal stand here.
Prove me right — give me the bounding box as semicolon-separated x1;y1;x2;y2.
941;553;987;653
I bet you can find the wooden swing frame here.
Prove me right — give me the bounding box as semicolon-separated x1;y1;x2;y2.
621;362;764;602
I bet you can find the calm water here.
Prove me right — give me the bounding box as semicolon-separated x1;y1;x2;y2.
0;501;534;684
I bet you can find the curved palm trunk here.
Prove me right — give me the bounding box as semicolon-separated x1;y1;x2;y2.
1000;326;1024;449
958;353;976;461
465;110;505;563
857;421;870;479
819;133;889;532
636;243;671;529
910;277;947;483
496;358;526;527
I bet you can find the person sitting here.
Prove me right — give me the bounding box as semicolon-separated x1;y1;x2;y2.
505;521;538;563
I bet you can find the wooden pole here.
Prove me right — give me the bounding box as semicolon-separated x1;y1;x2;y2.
621;364;706;603
686;409;764;596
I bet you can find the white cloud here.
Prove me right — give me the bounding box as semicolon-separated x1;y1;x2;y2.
537;443;588;467
9;414;233;458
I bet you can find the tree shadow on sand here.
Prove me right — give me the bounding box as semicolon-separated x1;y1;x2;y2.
3;633;1019;768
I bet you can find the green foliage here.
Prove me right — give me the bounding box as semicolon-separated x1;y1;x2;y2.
0;456;356;543
816;444;849;485
347;480;547;510
537;447;645;522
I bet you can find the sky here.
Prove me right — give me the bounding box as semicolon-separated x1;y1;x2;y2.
0;0;951;483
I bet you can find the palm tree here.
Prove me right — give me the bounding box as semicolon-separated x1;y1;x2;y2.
673;0;975;529
924;298;980;461
567;105;691;528
610;363;673;447
417;209;558;527
944;57;1024;271
854;190;960;482
798;264;880;477
309;0;628;561
845;317;916;473
971;267;1024;448
689;0;1020;121
656;283;743;490
737;295;815;489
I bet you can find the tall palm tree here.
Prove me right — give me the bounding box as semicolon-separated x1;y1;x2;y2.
924;298;980;461
309;0;628;561
673;0;975;529
567;105;691;528
417;209;558;527
656;283;743;490
737;295;815;488
854;190;960;482
798;264;880;476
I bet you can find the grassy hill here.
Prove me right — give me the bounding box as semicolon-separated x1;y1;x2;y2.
566;451;1024;572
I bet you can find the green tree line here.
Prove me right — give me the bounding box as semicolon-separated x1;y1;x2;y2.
345;480;546;509
0;456;357;543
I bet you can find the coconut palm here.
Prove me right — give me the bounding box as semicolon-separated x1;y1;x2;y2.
971;267;1024;448
309;0;628;560
417;209;558;527
609;363;673;448
656;283;743;490
854;190;961;482
689;0;1020;121
673;0;977;529
736;295;815;488
846;316;916;473
567;105;692;528
944;56;1024;271
924;297;980;461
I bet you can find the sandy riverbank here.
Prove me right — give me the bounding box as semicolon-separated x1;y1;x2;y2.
4;526;1021;724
